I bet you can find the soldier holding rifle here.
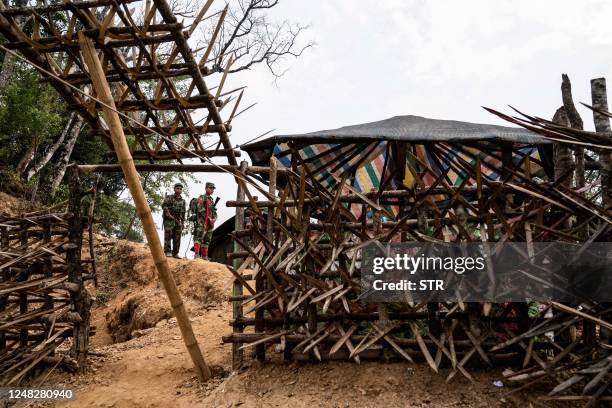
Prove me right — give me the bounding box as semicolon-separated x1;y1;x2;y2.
162;183;186;258
192;182;218;260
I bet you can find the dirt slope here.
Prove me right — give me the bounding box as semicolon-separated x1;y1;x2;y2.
0;191;36;216
25;240;548;408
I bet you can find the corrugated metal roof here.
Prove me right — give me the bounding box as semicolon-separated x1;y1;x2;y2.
242;115;550;150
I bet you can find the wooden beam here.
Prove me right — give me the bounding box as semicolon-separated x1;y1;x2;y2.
77;163;284;174
77;32;211;381
91;123;231;137
118;149;240;160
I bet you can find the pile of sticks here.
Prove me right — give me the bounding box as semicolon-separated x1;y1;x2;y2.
0;168;94;385
223;138;612;404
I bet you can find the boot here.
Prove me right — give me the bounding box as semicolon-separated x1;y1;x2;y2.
200;246;209;261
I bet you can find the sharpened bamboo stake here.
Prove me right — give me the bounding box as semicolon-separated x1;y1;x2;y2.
77;32;211;381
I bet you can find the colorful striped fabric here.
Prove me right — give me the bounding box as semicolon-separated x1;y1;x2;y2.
407;143;545;188
266;141;548;218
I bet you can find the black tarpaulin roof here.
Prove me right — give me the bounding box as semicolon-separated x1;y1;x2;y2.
241;115;550;150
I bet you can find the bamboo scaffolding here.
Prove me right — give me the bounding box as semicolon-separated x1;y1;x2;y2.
0;0;243;164
77;32;211;381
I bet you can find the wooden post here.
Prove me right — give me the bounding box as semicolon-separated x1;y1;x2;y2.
42;222;53;316
561;74;585;188
257;156;277;361
0;226;7;351
419;207;441;338
19;223;28;348
590;77;612;346
591;78;612;210
87;186;98;286
77;33;211;381
374;197;390;329
232;160;247;369
266;157;277;241
551;107;574;188
255;157;280;361
67;165;91;369
304;203;317;360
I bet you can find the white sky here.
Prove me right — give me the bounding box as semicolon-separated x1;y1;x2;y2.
153;0;612;256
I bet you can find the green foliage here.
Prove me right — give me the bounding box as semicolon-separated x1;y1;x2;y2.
95;193;144;242
0;64;63;165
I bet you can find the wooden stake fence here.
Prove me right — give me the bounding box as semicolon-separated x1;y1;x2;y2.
223;136;612;402
0;176;95;384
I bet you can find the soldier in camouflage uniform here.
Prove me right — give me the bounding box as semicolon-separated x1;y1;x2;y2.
162;183;186;258
193;182;217;260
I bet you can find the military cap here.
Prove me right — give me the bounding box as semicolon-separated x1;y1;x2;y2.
206;182;216;189
174;183;183;189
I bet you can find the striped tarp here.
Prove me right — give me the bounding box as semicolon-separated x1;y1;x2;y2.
249;141;548;219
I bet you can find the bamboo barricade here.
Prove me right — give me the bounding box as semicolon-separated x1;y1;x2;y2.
223;141;612;403
78;33;211;381
0;170;96;385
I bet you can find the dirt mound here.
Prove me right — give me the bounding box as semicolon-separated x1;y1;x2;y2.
105;291;173;343
171;259;229;305
92;240;231;345
95;240;229;305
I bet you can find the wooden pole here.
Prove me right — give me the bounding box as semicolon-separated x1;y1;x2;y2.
77;163;289;174
590;77;612;346
591;78;612;209
0;226;7;351
67;166;91;369
232;160;247;370
551;107;574;188
266;157;277;241
256;156;277;361
77;32;211;381
561;74;585;188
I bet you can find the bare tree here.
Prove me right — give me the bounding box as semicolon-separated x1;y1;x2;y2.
205;0;313;78
15;143;35;176
26;113;77;181
49;116;84;191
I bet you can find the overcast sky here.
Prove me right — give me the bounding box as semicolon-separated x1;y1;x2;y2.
154;0;612;255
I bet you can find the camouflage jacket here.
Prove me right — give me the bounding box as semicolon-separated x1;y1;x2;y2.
195;193;217;229
162;194;186;229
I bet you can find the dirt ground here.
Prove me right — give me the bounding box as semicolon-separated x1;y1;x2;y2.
0;191;36;216
16;240;559;408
